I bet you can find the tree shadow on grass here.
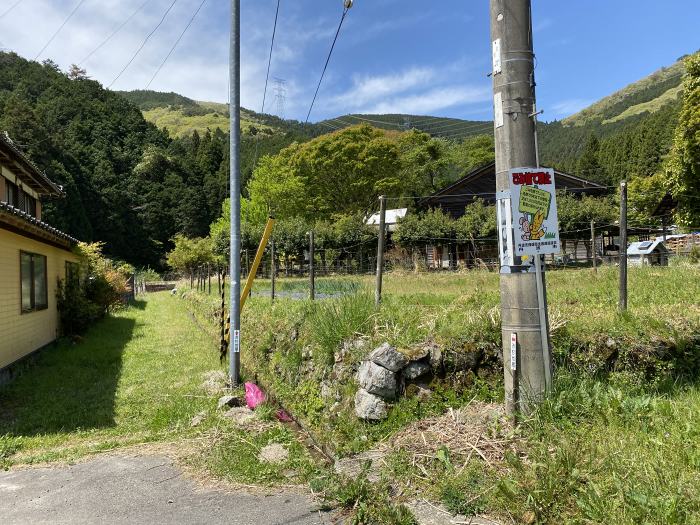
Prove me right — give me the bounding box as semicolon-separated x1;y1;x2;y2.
0;315;135;437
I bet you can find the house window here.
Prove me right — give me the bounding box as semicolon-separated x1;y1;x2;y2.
5;180;18;207
20;192;37;217
20;251;48;313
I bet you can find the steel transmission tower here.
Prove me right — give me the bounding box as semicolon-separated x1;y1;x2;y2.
272;77;287;118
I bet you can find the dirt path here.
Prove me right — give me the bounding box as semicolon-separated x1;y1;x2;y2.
0;454;330;525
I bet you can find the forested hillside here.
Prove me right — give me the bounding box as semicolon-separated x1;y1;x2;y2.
0;53;229;267
1;50;695;269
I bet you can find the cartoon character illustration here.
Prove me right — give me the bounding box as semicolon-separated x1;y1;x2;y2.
519;210;546;241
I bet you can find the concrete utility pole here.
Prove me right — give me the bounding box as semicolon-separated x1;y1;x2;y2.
375;195;387;307
229;0;241;387
490;0;552;415
619;180;628;311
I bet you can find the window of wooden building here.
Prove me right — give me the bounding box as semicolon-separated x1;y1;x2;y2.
20;251;48;313
20;191;37;217
5;179;18;207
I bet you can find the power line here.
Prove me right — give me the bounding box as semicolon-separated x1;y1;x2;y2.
79;0;152;65
146;0;207;89
260;0;281;117
107;0;179;89
34;0;88;60
251;0;281;172
305;2;352;124
0;0;23;20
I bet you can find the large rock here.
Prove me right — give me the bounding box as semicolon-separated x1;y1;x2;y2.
368;343;409;372
357;361;397;399
401;342;432;362
354;388;389;420
444;347;484;373
403;361;431;380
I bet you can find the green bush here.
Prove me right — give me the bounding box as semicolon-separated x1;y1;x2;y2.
56;276;101;336
56;242;132;336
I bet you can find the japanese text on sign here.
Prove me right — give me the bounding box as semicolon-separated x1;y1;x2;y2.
508;168;561;256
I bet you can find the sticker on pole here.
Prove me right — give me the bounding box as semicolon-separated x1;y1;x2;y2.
509;168;560;256
510;333;517;371
233;330;240;354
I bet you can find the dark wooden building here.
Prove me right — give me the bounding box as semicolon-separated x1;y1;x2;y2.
419;161;607;219
416;162;608;269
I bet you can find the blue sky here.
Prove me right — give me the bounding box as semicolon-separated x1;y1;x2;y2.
1;0;698;122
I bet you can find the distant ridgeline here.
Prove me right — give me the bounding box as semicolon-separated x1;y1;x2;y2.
0;49;693;268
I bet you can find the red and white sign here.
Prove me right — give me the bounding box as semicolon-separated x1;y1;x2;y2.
508;167;561;256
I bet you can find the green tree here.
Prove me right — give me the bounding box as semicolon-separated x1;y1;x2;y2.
455;200;497;243
667;52;700;227
394;208;455;247
577;133;604;181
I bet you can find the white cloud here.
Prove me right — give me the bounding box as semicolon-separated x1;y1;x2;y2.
550;98;594;118
360;85;491;115
0;0;327;110
329;67;436;108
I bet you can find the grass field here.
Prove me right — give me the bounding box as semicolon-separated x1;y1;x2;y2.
143;106;273;138
2;265;699;524
191;264;700;524
0;294;319;487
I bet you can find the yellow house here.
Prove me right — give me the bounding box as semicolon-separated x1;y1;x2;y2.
0;132;79;375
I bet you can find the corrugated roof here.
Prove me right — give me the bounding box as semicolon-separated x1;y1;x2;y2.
365;208;408;226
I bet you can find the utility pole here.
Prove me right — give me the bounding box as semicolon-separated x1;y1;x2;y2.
490;0;551;415
619;180;628;311
270;239;276;302
375;195;386;307
229;0;241;387
591;220;597;272
309;231;315;301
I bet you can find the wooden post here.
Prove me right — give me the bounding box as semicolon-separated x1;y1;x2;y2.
619;181;628;311
591;220;597;272
375;195;386;306
309;231;315;301
271;239;276;302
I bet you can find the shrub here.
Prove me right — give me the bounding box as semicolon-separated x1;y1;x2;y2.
56;242;133;336
56;275;101;336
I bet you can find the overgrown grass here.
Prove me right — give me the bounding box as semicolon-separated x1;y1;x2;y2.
175;265;700;522
0;294;225;466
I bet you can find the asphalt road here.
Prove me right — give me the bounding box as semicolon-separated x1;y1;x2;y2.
0;454;330;525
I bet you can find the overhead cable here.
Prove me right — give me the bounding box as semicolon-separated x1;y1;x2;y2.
146;0;207;88
79;0;152;65
251;0;281;171
35;0;88;60
0;0;23;20
108;0;179;89
305;2;352;124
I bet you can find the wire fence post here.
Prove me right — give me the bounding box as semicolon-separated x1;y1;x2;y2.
591;220;597;272
309;230;315;301
375;195;386;306
270;239;276;302
619;180;628;312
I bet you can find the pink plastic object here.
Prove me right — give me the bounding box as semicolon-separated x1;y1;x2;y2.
276;410;293;422
244;382;266;409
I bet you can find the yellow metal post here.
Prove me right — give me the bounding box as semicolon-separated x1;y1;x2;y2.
240;216;275;311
